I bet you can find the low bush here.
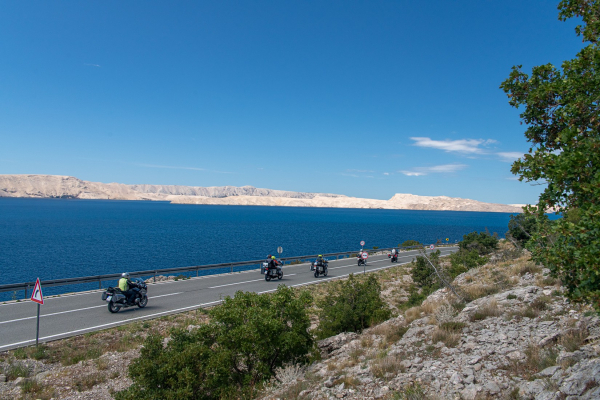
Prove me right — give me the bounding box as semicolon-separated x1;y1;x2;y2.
459;231;498;255
316;274;391;339
116;286;314;400
447;249;487;278
74;372;107;392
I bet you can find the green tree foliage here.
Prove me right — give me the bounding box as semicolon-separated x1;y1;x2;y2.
401;240;422;247
404;250;442;307
316;274;391;339
507;212;543;247
115;286;313;400
459;231;499;255
448;249;488;279
500;0;600;309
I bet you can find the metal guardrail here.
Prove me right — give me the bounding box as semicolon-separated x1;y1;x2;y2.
0;244;457;299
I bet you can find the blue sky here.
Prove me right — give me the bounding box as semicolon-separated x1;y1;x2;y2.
0;1;584;204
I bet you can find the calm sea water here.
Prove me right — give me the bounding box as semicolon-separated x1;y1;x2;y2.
0;198;517;299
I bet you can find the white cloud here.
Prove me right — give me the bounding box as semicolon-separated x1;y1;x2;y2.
497;152;524;162
400;163;468;176
410;137;495;154
84;63;101;67
383;172;390;176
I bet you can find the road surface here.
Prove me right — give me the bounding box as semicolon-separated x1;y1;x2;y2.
0;247;457;350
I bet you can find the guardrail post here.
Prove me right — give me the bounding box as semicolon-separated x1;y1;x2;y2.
99;280;102;289
154;271;156;283
24;284;28;300
230;265;233;274
196;268;199;277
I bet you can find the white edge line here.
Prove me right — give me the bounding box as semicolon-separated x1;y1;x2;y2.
0;250;456;349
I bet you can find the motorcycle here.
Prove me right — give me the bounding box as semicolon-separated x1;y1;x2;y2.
357;255;366;266
264;261;283;281
388;252;398;262
312;259;329;278
102;278;148;313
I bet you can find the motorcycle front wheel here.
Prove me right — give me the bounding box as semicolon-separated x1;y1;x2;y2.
314;271;319;278
138;295;148;308
265;274;271;281
323;268;328;277
278;272;283;280
108;301;121;313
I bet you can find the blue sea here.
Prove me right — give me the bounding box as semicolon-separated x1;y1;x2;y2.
0;198;518;299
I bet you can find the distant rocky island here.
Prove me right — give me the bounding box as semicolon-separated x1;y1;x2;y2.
0;174;524;213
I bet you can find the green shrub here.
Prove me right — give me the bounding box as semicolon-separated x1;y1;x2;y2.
116;286;314;400
411;251;441;289
459;231;498;255
507;213;540;247
401;240;421;248
447;249;487;278
316;274;391;339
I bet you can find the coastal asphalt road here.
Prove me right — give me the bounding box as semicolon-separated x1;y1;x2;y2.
0;247;457;351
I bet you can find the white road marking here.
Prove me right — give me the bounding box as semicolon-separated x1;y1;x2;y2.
0;293;182;325
0;299;224;350
0;250;457;349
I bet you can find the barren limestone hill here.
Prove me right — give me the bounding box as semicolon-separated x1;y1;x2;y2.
0;174;523;213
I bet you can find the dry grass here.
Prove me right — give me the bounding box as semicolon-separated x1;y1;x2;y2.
73;372;107;392
470;299;502;322
560;326;588;352
371;354;405;379
333;375;361;388
370;323;409;345
463;284;501;301
500;343;558;380
431;328;461;348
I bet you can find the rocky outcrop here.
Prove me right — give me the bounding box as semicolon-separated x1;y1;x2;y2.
260;255;600;399
0;174;524;213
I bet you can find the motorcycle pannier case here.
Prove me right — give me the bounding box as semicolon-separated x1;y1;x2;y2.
114;294;126;302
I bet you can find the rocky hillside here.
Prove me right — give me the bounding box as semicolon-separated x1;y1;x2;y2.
0;174;523;213
1;244;598;399
258;248;600;399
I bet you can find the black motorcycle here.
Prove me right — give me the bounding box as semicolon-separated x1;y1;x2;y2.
264;261;283;281
313;259;328;278
357;255;366;266
102;278;148;313
388;252;398;262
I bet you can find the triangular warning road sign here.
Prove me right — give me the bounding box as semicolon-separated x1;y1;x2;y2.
31;278;44;305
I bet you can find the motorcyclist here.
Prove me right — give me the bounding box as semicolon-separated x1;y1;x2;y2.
269;255;281;273
119;272;139;305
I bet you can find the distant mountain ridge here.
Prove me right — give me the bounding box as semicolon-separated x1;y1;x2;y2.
0;174;524;213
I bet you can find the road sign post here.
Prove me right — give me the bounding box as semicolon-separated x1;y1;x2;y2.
361;252;368;274
31;278;44;347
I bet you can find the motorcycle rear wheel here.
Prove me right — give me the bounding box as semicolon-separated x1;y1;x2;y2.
138;295;148;308
108;301;121;313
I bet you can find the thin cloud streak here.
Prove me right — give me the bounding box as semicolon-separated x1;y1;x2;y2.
84;63;101;67
400;163;468;176
497;152;524;162
410;137;496;154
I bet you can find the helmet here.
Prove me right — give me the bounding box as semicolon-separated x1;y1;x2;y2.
318;254;322;257
271;256;276;259
267;254;271;258
122;272;130;278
